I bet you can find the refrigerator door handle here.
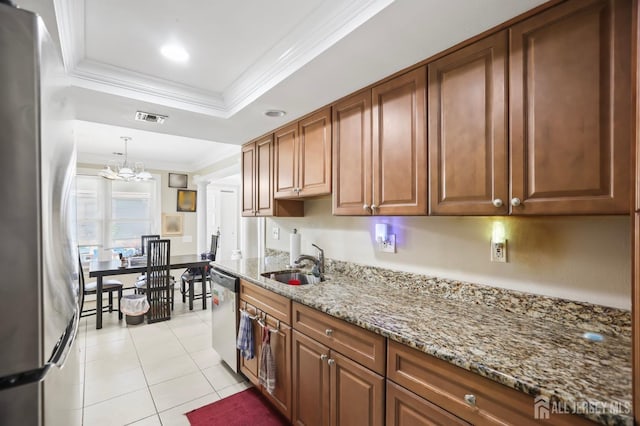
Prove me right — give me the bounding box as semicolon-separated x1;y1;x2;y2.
48;304;80;367
0;306;79;391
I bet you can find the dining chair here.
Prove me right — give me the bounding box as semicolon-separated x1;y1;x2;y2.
78;256;123;320
180;232;219;310
137;234;161;281
140;234;160;255
134;239;174;323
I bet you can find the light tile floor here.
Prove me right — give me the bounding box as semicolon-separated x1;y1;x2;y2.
78;291;251;426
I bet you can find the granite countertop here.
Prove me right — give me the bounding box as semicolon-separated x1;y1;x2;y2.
212;255;632;425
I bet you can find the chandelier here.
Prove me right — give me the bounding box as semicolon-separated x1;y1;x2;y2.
98;136;152;181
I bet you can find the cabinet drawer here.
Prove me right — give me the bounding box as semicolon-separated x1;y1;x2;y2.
386;380;470;426
388;340;596;425
293;302;385;375
240;279;291;324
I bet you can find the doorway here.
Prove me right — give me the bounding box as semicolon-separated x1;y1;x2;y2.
206;185;239;261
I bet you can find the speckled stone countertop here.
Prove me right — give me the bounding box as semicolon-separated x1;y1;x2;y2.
212;254;632;425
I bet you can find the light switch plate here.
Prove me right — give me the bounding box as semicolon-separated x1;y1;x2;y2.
272;226;279;240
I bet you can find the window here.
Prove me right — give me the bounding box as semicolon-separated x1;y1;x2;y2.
76;175;160;261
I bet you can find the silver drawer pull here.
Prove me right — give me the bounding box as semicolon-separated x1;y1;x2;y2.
511;197;521;207
464;394;476;406
320;354;328;361
325;328;333;336
492;198;503;208
327;359;335;366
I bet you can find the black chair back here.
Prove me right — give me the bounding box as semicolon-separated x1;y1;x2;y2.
145;239;171;323
209;232;219;261
141;234;160;255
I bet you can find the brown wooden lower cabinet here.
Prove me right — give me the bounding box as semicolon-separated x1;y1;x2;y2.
238;300;293;422
292;330;384;426
387;340;596;426
386;380;470;426
261;320;292;420
238;302;261;385
292;330;330;426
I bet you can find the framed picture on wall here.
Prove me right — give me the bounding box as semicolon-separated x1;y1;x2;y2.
162;214;183;236
177;189;197;212
168;173;188;188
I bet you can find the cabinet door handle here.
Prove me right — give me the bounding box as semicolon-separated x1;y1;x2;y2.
325;328;333;336
320;354;328;361
371;204;377;211
511;197;522;207
327;359;335;366
464;394;476;406
363;204;369;211
492;199;503;208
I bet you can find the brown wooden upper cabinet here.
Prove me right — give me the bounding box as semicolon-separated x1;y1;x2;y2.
241;135;303;217
509;0;631;215
274;107;332;199
333;68;428;216
428;31;508;215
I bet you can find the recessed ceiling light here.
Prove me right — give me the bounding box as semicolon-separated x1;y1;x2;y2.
160;44;189;62
265;110;286;118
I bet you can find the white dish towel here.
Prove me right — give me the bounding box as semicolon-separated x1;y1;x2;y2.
259;325;276;394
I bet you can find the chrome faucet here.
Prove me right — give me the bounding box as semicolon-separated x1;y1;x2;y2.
296;243;324;278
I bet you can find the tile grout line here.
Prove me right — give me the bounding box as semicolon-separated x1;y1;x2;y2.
128;317;163;424
81;290;242;425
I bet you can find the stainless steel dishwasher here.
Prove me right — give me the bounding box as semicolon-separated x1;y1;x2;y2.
210;267;240;373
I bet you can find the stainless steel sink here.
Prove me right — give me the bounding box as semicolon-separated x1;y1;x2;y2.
261;269;324;285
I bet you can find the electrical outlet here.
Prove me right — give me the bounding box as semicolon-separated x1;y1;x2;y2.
491;240;507;263
381;234;396;253
272;226;279;240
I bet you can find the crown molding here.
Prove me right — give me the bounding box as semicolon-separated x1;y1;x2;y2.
77;151;201;173
52;0;82;71
70;59;227;116
55;0;394;118
223;0;394;116
77;145;239;173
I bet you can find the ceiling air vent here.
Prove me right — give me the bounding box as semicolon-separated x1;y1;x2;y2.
135;111;167;124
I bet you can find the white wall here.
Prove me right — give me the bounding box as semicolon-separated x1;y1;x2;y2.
267;197;631;309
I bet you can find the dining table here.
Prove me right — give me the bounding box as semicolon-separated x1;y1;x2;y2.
89;254;211;329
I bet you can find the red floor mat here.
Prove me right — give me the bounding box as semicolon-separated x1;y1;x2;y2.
186;387;288;426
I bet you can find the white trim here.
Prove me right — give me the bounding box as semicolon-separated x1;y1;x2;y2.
55;0;394;117
224;0;395;116
70;59;227;117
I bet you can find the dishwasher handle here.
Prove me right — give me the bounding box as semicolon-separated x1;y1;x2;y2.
210;268;239;292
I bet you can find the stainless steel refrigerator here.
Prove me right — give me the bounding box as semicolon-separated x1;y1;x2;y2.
0;3;81;425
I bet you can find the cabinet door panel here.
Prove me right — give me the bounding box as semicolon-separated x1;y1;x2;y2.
386;381;470;426
330;351;384;426
262;319;292;422
372;68;428;215
274;123;298;199
256;135;275;216
299;108;332;197
293;331;330;426
429;31;508;215
510;0;631;214
333;90;372;215
241;143;256;216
